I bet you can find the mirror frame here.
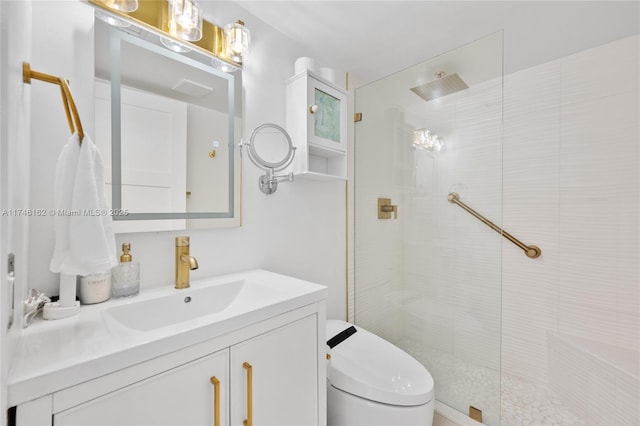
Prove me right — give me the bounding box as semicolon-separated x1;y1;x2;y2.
108;27;237;222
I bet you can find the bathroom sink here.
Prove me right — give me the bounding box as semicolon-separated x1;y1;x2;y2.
104;276;277;332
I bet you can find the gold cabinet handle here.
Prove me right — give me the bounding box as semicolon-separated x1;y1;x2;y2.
309;104;319;114
243;362;253;426
210;376;220;426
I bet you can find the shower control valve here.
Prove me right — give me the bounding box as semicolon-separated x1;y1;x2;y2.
378;198;398;220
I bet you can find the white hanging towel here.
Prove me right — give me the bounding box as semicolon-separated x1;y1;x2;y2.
50;133;117;276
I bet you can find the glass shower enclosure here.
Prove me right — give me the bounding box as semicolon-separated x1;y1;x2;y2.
354;32;503;425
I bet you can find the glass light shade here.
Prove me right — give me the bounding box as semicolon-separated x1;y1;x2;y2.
211;57;239;73
224;20;250;62
95;10;131;27
167;0;203;42
101;0;138;12
160;36;192;53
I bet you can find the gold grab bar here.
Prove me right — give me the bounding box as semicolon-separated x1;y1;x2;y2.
22;62;84;143
243;362;253;426
210;376;220;426
447;192;541;259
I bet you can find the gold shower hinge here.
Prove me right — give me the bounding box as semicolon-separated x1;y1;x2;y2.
354;112;363;122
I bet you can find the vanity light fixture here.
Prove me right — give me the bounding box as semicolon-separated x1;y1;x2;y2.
224;20;250;62
412;128;443;152
88;0;245;72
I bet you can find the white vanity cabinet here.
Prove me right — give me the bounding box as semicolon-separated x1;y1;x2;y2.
230;315;319;426
15;305;325;426
285;71;348;180
54;349;229;426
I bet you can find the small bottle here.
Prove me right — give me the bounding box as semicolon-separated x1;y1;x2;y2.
111;243;140;298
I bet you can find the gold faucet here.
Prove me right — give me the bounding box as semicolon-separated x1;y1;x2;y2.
175;237;199;289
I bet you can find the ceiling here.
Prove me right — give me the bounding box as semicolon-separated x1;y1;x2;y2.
230;1;639;84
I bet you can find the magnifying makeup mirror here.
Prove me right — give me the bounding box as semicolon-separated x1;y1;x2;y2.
241;123;296;194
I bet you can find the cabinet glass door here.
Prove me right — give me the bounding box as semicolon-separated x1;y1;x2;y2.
314;88;341;143
307;78;347;154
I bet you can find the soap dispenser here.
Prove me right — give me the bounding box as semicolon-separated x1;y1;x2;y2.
111;243;140;298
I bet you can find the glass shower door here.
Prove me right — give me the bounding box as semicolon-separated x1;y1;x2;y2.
354;32;503;425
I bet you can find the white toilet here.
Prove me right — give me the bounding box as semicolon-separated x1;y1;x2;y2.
326;320;435;426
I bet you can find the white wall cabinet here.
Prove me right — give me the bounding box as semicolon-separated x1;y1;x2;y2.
16;306;324;426
285;71;348;180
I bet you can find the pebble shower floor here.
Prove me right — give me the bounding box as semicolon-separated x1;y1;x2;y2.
399;339;585;426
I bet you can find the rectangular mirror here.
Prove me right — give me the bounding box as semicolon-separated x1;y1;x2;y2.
94;19;241;232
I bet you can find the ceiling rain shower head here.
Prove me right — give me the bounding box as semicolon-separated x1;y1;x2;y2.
410;71;469;102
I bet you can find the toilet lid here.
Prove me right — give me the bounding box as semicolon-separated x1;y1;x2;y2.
326;320;434;407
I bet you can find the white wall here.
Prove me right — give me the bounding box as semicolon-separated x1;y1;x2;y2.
23;1;347;325
0;0;32;418
502;34;639;425
27;0;95;302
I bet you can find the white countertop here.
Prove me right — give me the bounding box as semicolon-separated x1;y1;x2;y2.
8;269;327;406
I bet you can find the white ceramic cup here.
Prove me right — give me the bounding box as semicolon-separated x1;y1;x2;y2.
294;57;319;75
319;67;336;83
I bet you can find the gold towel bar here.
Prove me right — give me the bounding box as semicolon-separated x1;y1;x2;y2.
22;62;84;143
447;192;541;259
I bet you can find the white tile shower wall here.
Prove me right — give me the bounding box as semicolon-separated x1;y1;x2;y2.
502;58;562;387
24;1;348;320
502;35;639;424
548;333;639;425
